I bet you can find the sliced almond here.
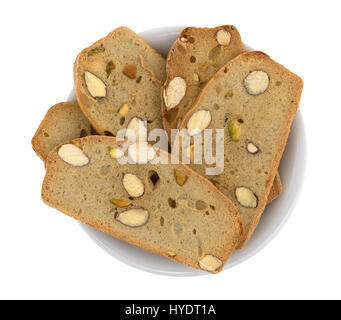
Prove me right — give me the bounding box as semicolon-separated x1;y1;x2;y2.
108;146;124;159
187;110;211;136
174;169;188;186
216;29;231;46
110;198;132;207
116;208;149;227
58;144;89;166
84;71;106;98
125;117;147;142
122;173;144;198
246;141;259;154
235;187;258;208
118;103;129;116
244;70;269;95
199;254;223;272
128;142;156;164
164;77;187;110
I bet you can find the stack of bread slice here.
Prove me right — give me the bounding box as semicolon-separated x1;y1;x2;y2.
32;26;303;273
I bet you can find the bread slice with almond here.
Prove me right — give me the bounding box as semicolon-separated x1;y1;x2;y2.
32;102;93;161
177;51;303;248
74;27;166;138
42;136;244;273
162;25;282;203
161;25;245;139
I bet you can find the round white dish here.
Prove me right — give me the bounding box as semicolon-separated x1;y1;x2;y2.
68;26;307;276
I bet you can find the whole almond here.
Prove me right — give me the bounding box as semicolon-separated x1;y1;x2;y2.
122;173;145;198
58;144;89;167
187;110;211;136
84;71;106;98
199;254;223;272
244;70;269;95
116;208;149;227
164;77;187;110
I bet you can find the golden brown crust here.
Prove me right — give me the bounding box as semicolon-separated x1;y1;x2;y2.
178;51;303;249
42;136;244;273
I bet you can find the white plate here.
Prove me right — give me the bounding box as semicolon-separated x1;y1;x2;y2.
68;26;307;276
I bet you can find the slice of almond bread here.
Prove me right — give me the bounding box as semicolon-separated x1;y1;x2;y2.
74;27;166;137
162;25;282;203
32;102;93;161
177;51;303;249
42;136;244;273
161;25;245;139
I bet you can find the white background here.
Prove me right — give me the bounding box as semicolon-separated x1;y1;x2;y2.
0;0;340;299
